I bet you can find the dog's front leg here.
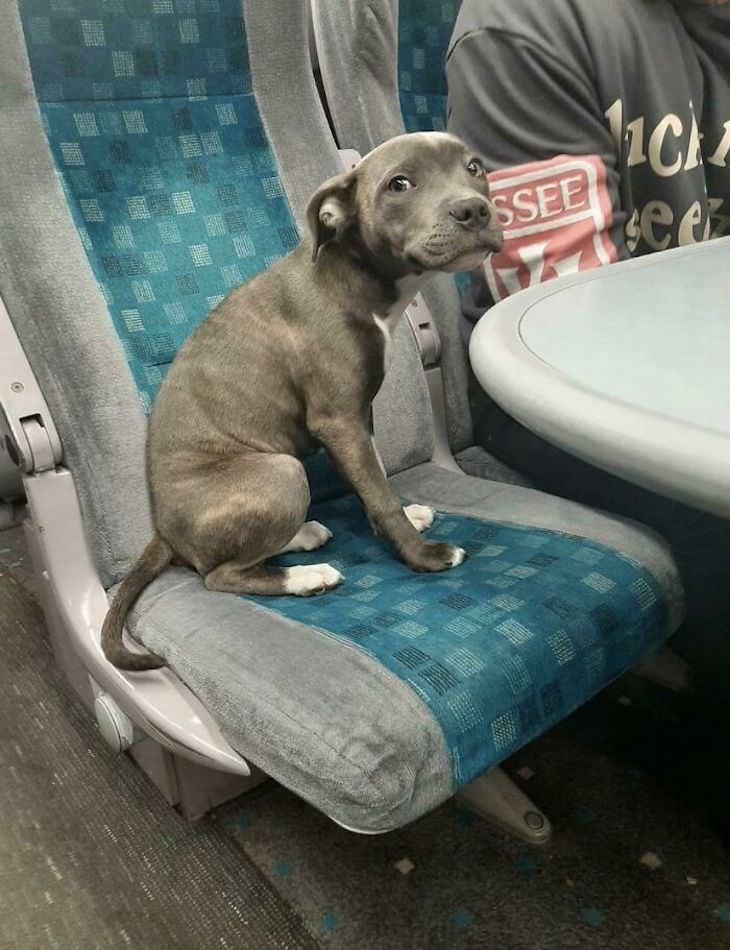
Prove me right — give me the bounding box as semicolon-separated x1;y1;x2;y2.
370;436;435;535
314;420;465;573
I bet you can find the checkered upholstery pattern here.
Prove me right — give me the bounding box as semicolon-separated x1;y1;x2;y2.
19;0;297;410
398;0;458;133
251;493;667;788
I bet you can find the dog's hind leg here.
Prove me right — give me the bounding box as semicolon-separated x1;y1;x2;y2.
167;451;342;597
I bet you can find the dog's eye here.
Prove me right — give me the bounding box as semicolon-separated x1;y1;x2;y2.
388;175;414;193
467;159;484;177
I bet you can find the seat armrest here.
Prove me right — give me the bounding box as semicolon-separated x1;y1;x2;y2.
0;294;62;474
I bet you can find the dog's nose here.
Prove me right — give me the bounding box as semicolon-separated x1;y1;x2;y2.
449;196;491;229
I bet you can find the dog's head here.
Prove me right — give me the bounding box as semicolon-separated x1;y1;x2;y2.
307;132;503;276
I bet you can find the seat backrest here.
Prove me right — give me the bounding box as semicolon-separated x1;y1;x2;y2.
17;0;299;412
1;0;433;585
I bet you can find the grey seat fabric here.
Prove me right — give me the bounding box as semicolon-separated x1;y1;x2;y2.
125;569;452;834
0;2;151;586
125;464;683;833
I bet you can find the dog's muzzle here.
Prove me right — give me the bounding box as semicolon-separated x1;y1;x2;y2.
448;195;491;230
448;196;503;252
408;215;504;271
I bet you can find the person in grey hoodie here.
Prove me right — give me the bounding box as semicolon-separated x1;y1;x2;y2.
447;0;730;741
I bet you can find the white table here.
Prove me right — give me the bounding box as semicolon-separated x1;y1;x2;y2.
469;238;730;519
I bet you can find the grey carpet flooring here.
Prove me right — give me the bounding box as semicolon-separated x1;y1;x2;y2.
215;679;730;949
3;528;730;949
0;525;36;593
0;568;318;950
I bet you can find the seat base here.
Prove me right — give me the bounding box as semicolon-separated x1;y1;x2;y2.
633;644;692;693
126;463;681;833
130;738;266;821
458;767;552;845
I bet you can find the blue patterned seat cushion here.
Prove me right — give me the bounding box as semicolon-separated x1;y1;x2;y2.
398;0;458;132
19;0;297;411
250;493;667;789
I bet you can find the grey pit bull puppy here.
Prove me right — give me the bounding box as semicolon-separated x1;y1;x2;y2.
102;131;503;671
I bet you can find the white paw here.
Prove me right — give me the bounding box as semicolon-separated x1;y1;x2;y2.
284;563;343;596
404;504;435;532
280;521;333;553
448;546;466;567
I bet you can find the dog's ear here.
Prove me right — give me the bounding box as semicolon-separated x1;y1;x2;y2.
306;171;357;261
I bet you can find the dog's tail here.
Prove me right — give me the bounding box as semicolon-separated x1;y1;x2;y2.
101;535;173;671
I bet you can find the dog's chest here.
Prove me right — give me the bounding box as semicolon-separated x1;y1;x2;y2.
372;277;422;373
372;308;401;371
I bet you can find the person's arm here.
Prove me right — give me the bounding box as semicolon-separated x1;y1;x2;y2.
447;28;628;314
